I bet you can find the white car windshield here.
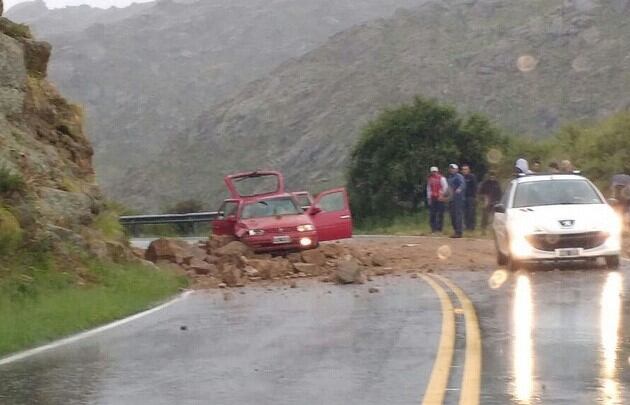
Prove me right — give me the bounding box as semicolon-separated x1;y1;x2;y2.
241;197;301;219
513;179;603;208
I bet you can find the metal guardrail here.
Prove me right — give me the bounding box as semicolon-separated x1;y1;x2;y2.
119;212;219;236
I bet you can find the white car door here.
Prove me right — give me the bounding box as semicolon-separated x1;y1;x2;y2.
493;181;513;255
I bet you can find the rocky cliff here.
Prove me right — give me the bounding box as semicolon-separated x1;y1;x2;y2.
8;0;427;205
0;17;127;261
125;0;630;210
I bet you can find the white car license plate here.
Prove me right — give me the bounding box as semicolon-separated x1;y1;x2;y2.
273;235;291;244
555;248;581;257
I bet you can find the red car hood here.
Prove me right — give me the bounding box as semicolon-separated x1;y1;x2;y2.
239;214;313;231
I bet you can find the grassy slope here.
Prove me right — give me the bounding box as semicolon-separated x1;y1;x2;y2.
354;209;492;239
0;254;186;357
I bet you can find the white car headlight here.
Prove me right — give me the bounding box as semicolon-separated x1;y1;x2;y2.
297;224;315;232
247;229;265;236
510;236;532;258
604;214;622;237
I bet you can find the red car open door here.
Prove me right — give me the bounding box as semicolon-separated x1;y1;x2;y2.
212;200;239;236
309;188;353;241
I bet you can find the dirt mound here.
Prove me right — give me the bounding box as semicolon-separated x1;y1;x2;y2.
143;236;497;289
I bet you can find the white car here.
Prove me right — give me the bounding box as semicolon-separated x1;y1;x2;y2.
493;173;622;270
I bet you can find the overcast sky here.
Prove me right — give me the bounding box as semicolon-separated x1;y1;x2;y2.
6;0;154;10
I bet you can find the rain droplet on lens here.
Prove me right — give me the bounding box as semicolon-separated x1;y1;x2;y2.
488;269;508;289
517;55;538;72
437;245;452;260
545;233;560;245
486;148;503;164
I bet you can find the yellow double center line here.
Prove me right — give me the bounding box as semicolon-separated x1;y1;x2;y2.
420;274;482;405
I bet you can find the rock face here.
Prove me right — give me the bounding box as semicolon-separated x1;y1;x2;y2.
7;0;426;210
130;0;630;209
0;17;122;259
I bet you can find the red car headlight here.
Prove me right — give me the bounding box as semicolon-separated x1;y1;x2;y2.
297;224;315;232
247;229;265;236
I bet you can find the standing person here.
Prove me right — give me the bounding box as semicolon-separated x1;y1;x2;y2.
447;163;466;238
560;160;573;173
548;161;560;173
513;158;530;176
479;171;502;234
531;159;542;173
427;166;448;234
461;164;477;231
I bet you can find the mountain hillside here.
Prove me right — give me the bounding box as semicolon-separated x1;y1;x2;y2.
123;0;630;210
7;0;426;202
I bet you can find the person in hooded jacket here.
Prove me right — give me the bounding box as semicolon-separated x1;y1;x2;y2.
513;158;531;176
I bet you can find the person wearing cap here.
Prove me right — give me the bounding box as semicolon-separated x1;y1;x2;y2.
427;166;448;234
447;163;466;238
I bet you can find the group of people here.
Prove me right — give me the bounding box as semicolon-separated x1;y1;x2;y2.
426;164;502;238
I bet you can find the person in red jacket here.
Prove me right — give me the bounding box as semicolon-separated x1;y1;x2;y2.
427;166;448;234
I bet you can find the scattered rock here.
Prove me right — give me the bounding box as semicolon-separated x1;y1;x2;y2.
215;241;252;257
188;258;214;275
301;249;327;266
207;234;236;251
218;282;227;288
334;257;363;284
368;287;380;293
220;263;244;287
180;325;187;331
289;280;297;288
286;252;303;263
293;262;322;276
371;253;387;266
145;238;194;263
204;255;220;264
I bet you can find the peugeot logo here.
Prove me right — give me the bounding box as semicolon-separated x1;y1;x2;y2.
559;220;575;228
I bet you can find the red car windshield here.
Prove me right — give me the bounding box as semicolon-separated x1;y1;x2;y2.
241;197;301;219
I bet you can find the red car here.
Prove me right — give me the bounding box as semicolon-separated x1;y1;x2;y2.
211;171;353;252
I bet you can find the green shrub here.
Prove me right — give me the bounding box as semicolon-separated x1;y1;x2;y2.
93;210;124;240
0;206;23;255
0;166;25;195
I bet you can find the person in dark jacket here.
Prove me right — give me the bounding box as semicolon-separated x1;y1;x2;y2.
479;171;502;234
461;164;477;231
447;163;466;238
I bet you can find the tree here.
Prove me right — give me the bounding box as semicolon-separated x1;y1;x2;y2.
550;111;630;191
347;97;505;221
169;199;205;214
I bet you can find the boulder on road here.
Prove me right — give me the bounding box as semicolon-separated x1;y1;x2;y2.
188;258;216;275
371;253;387;267
145;238;194;263
320;243;346;258
300;249;327;266
334;257;364;284
207;234;236;252
220;263;244;287
293;262;323;276
215;241;252;257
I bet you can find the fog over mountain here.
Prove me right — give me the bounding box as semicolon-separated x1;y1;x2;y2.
8;0;426;210
123;0;630;210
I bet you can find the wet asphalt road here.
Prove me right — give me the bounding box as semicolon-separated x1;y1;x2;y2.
1;260;629;404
